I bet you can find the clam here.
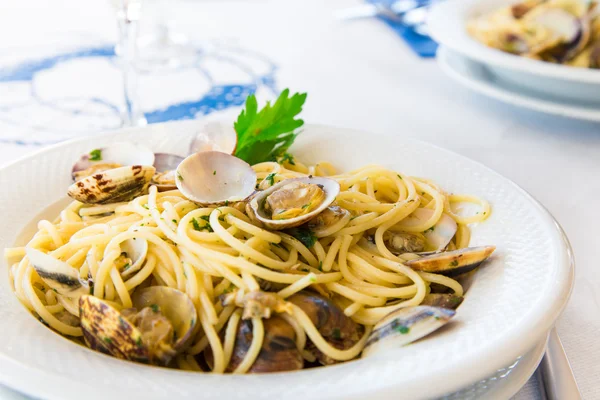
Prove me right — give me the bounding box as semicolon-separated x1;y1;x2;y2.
176;151;257;206
247;177;340;230
68;165;156;204
226;315;303;373
511;0;545;18
188;122;238;155
384;232;427;255
307;205;352;237
288;291;362;365
26;248;89;297
221;290;292;320
399;208;458;251
118;238;149;278
406;245;496;277
71;142;155;181
151;153;184;191
79;287;197;365
420;293;464;310
361;306;455;358
527;7;591;62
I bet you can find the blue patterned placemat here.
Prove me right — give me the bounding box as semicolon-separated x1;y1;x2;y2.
366;0;438;58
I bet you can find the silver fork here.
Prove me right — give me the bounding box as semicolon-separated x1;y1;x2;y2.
537;328;582;400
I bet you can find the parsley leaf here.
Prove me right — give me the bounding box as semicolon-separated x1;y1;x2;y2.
287;227;317;248
89;149;102;161
234;89;307;165
265;173;276;186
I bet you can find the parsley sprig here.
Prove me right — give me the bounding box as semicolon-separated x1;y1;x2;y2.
234;89;307;165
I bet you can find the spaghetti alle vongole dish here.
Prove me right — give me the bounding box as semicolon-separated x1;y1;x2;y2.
4;93;496;374
467;0;600;68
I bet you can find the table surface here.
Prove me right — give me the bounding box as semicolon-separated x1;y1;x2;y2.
0;0;598;399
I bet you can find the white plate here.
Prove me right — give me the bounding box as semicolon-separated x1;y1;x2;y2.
438;46;600;122
428;0;600;103
0;121;574;400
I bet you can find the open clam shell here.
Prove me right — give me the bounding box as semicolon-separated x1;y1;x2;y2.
398;208;458;251
79;287;197;365
72;142;155;181
152;153;184;191
119;238;148;278
406;245;496;277
247;177;340;230
26;248;89;297
131;286;198;351
361;306;455;358
188;122;238;155
176;151;257;206
67;165;156;204
420;293;464;310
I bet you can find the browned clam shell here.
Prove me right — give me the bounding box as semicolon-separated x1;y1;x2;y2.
79;287;197;365
420;293;464;310
226;315;303;373
406;246;496;277
67;165;155;205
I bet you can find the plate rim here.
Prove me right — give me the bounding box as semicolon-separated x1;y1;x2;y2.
427;0;600;84
437;46;600;122
0;121;575;400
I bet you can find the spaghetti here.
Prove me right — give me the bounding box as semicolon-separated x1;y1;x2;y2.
4;158;490;373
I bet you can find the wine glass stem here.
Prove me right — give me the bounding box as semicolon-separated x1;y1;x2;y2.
116;6;146;126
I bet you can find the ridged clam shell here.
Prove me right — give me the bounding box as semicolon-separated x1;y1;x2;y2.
67;165;155;204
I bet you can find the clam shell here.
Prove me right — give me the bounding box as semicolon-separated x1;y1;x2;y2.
79;295;149;362
131;286;198;351
67;165;156;204
72;142;155;181
26;248;88;297
420;293;464;310
248;177;340;230
188;122;237;155
406;245;496;277
152;153;184;191
395;208;458;251
361;306;455;358
120;238;148;278
176;151;257;206
79;287;197;365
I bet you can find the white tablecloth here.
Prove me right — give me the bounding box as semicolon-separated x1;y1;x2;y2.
0;0;598;398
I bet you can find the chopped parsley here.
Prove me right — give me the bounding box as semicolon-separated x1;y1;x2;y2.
280;153;296;165
172;219;177;224
89;149;102;161
213;170;216;175
150;304;159;313
397;174;403;180
122;263;130;270
225;200;229;206
449;260;459;267
287;227;318;248
265;173;276;186
301;203;311;209
425;226;435;233
191;216;213;232
332;327;341;340
234;89;307;165
136;337;143;346
309;276;317;283
318;261;323;271
142;204;149;210
395;326;410;334
104;337;113;344
177;172;184;181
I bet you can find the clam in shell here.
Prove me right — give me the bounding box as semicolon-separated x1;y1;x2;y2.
406;245;496;277
67;165;156;205
79;287;197;365
176;151;257;207
247;177;340;230
72;142;155;181
361;306;455;358
26;248;89;297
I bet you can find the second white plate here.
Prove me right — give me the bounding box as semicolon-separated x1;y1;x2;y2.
437;46;600;122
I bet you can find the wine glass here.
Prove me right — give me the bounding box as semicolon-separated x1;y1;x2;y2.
113;0;147;127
